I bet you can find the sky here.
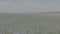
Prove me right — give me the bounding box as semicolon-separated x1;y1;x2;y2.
0;0;60;13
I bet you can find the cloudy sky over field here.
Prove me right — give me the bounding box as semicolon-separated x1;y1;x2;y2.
0;0;60;13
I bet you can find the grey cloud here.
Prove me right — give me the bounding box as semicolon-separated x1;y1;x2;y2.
0;0;60;13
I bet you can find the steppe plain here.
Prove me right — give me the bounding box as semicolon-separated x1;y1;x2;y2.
0;12;60;34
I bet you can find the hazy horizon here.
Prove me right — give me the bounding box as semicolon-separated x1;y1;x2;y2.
0;0;60;13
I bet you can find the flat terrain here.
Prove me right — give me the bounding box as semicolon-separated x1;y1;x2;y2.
0;12;60;34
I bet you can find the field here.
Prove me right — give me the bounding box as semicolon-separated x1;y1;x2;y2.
0;13;60;34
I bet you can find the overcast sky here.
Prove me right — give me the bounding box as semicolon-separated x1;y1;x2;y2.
0;0;60;13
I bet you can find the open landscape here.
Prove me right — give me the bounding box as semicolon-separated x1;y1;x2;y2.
0;12;60;34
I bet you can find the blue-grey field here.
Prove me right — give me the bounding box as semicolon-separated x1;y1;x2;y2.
0;13;60;34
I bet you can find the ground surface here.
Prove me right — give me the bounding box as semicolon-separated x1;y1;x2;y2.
0;13;60;34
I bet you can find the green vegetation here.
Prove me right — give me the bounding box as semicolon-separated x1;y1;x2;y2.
0;14;59;34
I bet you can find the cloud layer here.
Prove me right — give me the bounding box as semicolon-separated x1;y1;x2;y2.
0;0;60;13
